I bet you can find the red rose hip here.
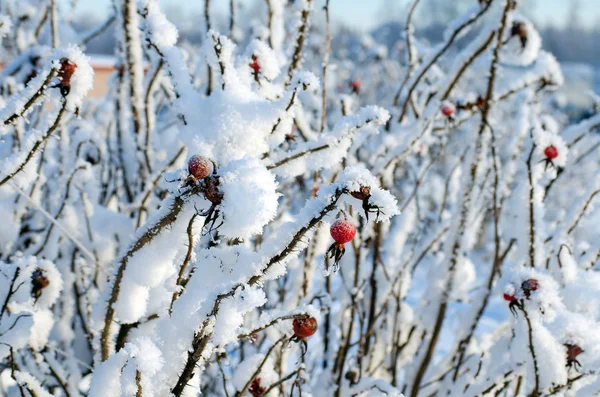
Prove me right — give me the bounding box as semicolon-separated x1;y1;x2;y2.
250;56;260;73
441;102;456;117
544;145;558;160
293;317;318;339
187;155;212;180
330;219;356;245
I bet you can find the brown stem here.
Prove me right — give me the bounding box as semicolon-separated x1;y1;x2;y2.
237;337;286;396
285;0;312;86
0;100;67;188
3;69;57;126
169;214;198;315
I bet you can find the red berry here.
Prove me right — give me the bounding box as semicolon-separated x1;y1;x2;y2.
441;102;456;117
330;219;356;245
544;145;558;160
566;344;583;361
187;155;212;180
350;80;361;93
31;268;50;300
503;293;516;302
250;56;260;73
521;279;539;298
293;317;318;339
350;186;371;201
249;378;266;397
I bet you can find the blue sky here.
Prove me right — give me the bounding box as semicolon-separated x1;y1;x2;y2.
69;0;600;31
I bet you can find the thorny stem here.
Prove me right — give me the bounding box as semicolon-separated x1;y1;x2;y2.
237;313;309;340
172;191;343;396
521;306;540;396
3;69;57;126
169;214;198;315
237;336;287;396
0;100;67;188
285;0;312;86
100;186;204;361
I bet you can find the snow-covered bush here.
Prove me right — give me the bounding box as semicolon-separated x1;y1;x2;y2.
0;0;599;396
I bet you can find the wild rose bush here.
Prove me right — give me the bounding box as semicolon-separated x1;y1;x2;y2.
0;0;599;396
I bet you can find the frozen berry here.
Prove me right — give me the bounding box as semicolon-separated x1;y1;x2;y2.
521;279;539;299
503;293;516;302
544;145;558;160
350;186;371;201
441;102;456;117
249;378;266;397
350;80;361;93
511;22;528;48
31;269;49;300
187;155;212;180
330;219;356;245
57;58;77;97
293;316;318;339
250;56;260;73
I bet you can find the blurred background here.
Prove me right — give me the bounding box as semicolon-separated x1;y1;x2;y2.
60;0;600;112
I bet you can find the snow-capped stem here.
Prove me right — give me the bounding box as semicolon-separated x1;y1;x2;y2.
237;313;309;340
392;0;421;106
34;164;87;256
136;146;185;228
3;69;57;126
285;0;312;86
115;72;135;203
521;306;540;396
9;182;97;261
267;144;327;169
142;59;164;173
136;370;143;397
50;0;58;48
397;1;492;123
270;86;299;135
100;186;203;361
81;14;117;46
168;214;198;315
237;336;287;396
567;189;600;235
440;30;495;101
320;0;331;133
210;33;226;91
263;369;302;396
171;290;237;396
0;100;67;188
121;0;146;143
249;189;344;285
